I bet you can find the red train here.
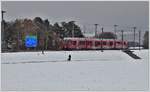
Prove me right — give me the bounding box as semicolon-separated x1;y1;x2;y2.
63;37;128;50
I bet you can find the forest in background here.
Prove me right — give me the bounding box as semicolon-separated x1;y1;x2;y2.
2;17;84;51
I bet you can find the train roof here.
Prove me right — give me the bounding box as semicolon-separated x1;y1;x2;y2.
64;37;92;40
63;37;128;42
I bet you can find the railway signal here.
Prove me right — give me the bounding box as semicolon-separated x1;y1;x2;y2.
133;27;136;49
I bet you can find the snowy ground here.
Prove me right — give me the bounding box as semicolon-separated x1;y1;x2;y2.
1;50;149;91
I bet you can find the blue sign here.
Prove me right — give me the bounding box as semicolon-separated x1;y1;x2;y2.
25;36;37;47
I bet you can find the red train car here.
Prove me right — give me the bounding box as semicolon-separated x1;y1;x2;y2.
63;37;128;50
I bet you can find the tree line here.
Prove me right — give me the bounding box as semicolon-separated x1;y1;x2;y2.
2;17;84;51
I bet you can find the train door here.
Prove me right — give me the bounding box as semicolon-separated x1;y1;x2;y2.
72;40;77;49
109;41;114;49
102;40;108;49
115;41;122;49
95;41;101;49
78;40;86;49
86;40;93;49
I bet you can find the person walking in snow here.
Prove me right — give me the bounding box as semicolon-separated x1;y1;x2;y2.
68;54;71;61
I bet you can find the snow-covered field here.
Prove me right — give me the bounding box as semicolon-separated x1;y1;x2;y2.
1;50;149;91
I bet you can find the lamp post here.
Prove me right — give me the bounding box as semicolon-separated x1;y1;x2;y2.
114;25;118;38
114;25;118;49
121;30;124;50
2;10;6;21
101;27;104;52
133;27;136;49
139;30;141;50
94;24;98;37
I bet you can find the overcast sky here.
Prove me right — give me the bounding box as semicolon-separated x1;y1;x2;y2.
1;1;149;38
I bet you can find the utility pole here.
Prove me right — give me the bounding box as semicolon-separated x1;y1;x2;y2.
133;27;136;49
121;30;124;50
36;22;45;54
139;30;141;50
114;25;118;48
101;27;104;52
2;10;6;21
1;10;6;51
94;24;98;38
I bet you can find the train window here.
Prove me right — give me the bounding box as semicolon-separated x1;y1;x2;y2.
86;41;92;45
116;42;121;44
89;41;92;45
110;41;113;46
103;41;106;45
72;41;76;45
95;41;101;46
79;41;85;45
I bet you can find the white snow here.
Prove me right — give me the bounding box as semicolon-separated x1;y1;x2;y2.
1;50;149;91
1;50;132;64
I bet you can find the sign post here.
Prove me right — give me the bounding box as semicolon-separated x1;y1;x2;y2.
25;35;37;48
